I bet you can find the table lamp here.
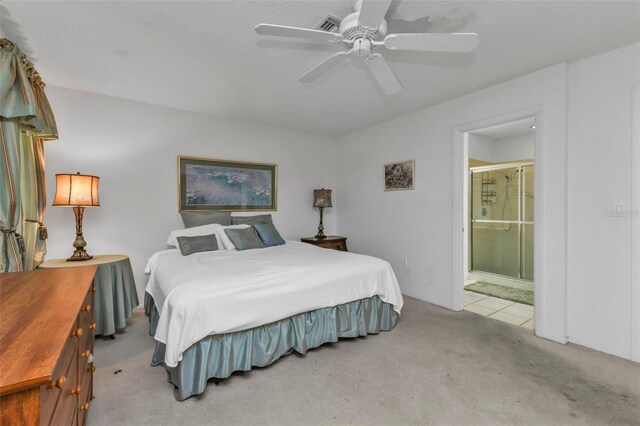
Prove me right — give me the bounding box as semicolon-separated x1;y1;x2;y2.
313;188;332;238
53;172;100;261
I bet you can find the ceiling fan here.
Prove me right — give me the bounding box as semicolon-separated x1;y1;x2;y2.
255;0;479;95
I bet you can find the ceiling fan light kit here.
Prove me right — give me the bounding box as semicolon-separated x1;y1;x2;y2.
254;0;479;96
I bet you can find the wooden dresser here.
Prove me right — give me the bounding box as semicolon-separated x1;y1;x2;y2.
0;266;97;426
300;236;348;252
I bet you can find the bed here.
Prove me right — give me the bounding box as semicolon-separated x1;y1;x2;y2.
144;240;403;400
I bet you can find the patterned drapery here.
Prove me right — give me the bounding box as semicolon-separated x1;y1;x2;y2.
0;38;57;272
19;134;47;270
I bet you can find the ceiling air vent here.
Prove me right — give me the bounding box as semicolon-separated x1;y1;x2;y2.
314;14;342;33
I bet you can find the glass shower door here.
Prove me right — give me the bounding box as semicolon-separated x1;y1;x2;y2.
470;163;534;281
521;165;534;281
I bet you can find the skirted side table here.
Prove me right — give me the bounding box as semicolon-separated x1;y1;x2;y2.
39;255;139;337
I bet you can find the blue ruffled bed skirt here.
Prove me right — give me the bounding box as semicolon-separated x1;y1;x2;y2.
144;293;399;400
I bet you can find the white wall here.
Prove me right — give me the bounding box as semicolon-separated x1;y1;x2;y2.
337;63;568;346
43;86;338;301
469;132;535;164
567;42;640;360
336;42;640;360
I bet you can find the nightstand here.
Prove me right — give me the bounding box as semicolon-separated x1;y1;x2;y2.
301;236;348;252
39;255;139;338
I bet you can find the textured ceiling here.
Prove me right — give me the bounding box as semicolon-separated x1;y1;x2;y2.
2;1;639;136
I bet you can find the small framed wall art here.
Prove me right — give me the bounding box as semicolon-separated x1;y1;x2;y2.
178;156;277;211
384;160;415;191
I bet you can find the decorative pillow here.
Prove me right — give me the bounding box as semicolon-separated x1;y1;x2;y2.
216;224;251;251
231;214;273;225
224;227;265;251
167;223;220;247
176;234;218;256
253;222;285;247
181;211;232;228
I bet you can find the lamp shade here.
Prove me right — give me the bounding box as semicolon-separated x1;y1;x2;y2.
53;173;100;207
313;188;332;208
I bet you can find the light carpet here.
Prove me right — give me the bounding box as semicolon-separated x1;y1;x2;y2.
88;297;639;425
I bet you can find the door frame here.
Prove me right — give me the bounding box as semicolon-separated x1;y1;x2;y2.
631;84;640;362
452;106;549;337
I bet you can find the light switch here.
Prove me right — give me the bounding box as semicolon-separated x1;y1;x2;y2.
614;202;626;217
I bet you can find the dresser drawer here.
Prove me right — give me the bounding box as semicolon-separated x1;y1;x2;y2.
300;237;348;252
78;287;94;328
318;241;347;251
42;287;93;425
78;367;93;426
41;366;69;425
78;341;93;388
40;382;58;426
79;362;93;405
82;361;96;381
78;320;93;357
40;329;79;424
48;351;79;425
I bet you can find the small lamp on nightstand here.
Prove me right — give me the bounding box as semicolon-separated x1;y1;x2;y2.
53;172;100;261
313;188;332;239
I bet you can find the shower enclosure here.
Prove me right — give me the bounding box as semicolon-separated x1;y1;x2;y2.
469;162;534;282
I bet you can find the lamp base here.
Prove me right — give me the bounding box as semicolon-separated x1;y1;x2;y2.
315;207;326;238
67;249;93;262
66;207;93;261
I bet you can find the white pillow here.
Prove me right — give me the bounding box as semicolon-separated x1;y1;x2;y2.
216;224;250;251
167;223;221;248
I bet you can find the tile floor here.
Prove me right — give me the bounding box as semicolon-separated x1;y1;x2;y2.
464;290;534;329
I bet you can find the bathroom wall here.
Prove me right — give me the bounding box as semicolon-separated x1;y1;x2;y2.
468;133;535;164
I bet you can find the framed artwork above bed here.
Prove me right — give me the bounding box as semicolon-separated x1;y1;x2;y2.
178;156;277;211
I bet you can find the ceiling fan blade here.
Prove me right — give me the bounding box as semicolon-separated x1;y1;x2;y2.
358;0;393;30
255;23;343;43
366;53;402;95
298;51;350;83
384;33;479;52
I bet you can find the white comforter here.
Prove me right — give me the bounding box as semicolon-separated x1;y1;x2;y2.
144;241;403;367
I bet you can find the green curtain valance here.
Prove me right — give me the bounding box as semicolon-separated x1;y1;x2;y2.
1;38;57;272
0;38;57;137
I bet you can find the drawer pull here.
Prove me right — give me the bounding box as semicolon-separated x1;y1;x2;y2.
72;327;83;337
91;286;97;293
81;350;91;358
51;375;66;389
80;402;90;411
89;365;96;373
83;304;92;313
89;323;96;331
73;385;82;395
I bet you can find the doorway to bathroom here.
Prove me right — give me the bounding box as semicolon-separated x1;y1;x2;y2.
464;117;535;329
